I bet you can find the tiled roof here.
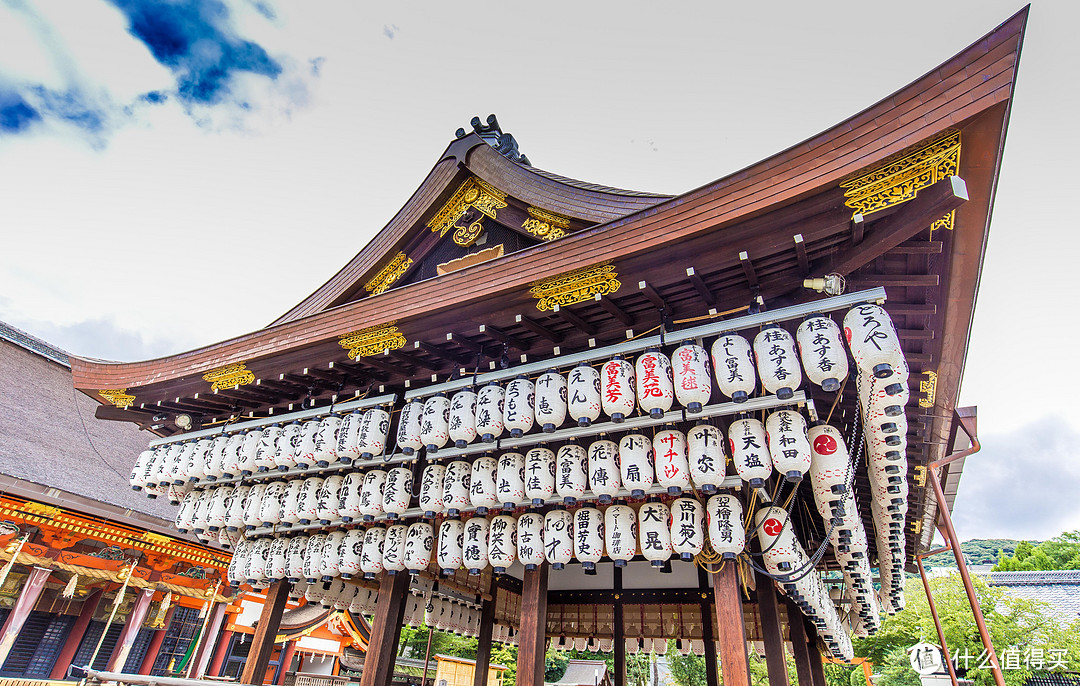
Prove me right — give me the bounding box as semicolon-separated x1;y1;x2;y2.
989;571;1080;624
0;321;69;366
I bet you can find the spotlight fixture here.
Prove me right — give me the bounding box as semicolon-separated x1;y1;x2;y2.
803;272;846;296
175;414;194;431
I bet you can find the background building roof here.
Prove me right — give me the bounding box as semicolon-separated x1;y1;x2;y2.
989;570;1080;624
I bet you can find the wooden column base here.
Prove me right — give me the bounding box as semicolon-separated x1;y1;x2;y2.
711;563;750;686
359;572;410;686
240;580;290;686
516;564;549;686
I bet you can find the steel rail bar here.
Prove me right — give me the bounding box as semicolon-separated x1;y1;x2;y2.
915;552;960;686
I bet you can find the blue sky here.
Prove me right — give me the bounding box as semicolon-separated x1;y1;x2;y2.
0;0;1077;540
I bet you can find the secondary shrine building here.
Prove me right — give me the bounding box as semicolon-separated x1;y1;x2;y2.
67;9;1025;686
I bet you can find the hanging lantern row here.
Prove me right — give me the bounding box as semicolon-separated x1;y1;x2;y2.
872;499;907;616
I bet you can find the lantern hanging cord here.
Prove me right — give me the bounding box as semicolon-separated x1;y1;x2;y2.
825;373;850;426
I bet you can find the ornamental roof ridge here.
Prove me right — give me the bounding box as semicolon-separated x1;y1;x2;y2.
989;570;1080;586
0;320;69;367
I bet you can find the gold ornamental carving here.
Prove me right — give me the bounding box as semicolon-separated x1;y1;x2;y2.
364;251;413;296
99;389;136;408
338;322;407;359
428;177;508;247
919;370;938;408
203;363;255;391
841;130;960;235
522;206;570;241
529;261;621;311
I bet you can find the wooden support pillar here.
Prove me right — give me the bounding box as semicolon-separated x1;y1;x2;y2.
208;629;234;677
138;606;175;676
701;602;719;686
755;577;789;686
240;580;290;686
711;563;749;686
807;623;827;686
473;585;498;686
613;565;625;686
785;599;813;686
50;589;102;679
516;564;549;686
358;571;410;686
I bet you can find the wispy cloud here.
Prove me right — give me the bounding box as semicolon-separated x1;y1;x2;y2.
382;23;399;40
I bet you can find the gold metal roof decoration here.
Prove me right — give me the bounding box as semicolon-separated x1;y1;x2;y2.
338;321;407;359
919;370;938;408
522;206;570;241
428;177;508;247
364;251;414;296
203;363;255;391
530;261;621;311
841;129;960;235
98;388;136;408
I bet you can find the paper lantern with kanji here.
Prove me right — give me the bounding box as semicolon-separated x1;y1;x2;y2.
525;447;556;506
619;434;654;497
190;439;213;481
636;349;674;418
275;478;302;526
166;482;188;506
686;424;725;494
605;504;637;566
225;484;249;531
729;417;773;488
226;540;251;585
302;534;326;582
421;394;451;452
568;362;601;426
475;383;505;443
601;356;636;422
241;483;267;530
587;439;621;504
517;513;545;570
358;408;391;460
285;535;307;582
488;515;517;573
638;501;672;566
556;443;588;505
654;428;690;494
753;326;803;400
442;460;472;516
205;485;232;532
338;528;364;579
292;476;319;525
186;488;211;533
496;452;526;509
469;456;499;513
274;422;300;471
535;370;568;433
237;430;261;476
574;507;605;570
544;509;573;569
358;469;387;521
312;414;340;467
383;467;414;519
706;493;744;559
295;419;321;468
358;526;385;578
843;304;906;379
449;388;479;447
403;521;434;573
808;423;851;518
463;516;490;575
223;436;244;479
175;442;199;485
766;409;811;481
395;401;424;455
246;539;271;583
259;481;286;527
504;376;536;437
754;507;801;573
672;342;712;412
796;315;849;392
250;428;276;473
437;518;464;575
335;411;362;462
204;436;227;481
418;464;446;518
317;475;344;525
320;530;348;581
338;473;363;523
669;497;704;561
710;334;756;402
382;523;407;574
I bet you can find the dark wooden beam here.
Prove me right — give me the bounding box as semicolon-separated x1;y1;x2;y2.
473;584;498;686
447;332;486;354
595;293;635;327
359;572;410;686
897;328;934;340
807;620;828;686
850;213;865;245
206;392;259;409
686;267;717;307
240;580;289;686
889;241;943;255
93;404;158;423
416;341;470;365
547;588;713;605
479;324;527;351
515;314;564;343
346;355;410;377
553;304;597;336
786;599;813;686
884;303;937;316
756;577;789;686
712;563;750;686
386;349;439;372
793;234;810;277
638;280;670;312
739;251;759;290
847;274;939;288
823;175;967;276
517;564;549;686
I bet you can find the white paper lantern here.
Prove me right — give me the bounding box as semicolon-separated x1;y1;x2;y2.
442;460;472;515
604;504;637;566
686;424;726;494
403;522;434;574
383;467;414;519
858;370;910;420
534;370;568;433
601;357;636;422
131;450;155;491
638;501;672;566
358;408;391;460
226;540;251;585
225;484;250;531
336;411;362;462
317;475;344;525
302;534;326;582
437;519;465;575
449;389;479;447
189;440;213;482
463;516;490;575
206;486;233;532
766;410;812;481
313;414;341;466
421;394;451;452
338;528;365;579
504;376;535;437
291;476;318;525
653;428;691;494
166;482;189;506
242;483;267;530
574;507;605;570
672;342;712;412
706;494;744;559
321;530;349;581
418;464;446;518
296;419;321;468
754;506;801;573
204;436;227;481
636;349;674;418
383;524;408;574
274;423;301;471
286;535;308;582
524;447;556;506
544;509;573;569
237;430;261;476
729;417;773;488
279;479;305;526
619;434;655;497
488;515;517;573
669;497;704;561
466;456;498;514
187;488;213;533
843;304;905;380
587;439;621;504
303;579;326;606
567;363;601;426
338;473;364;523
358;469;388;521
517;513;545;570
796;315;849;392
166;443;191;486
710;334;756;403
259;481;287;527
753;326;802;399
396;401;424;455
496;452;526;509
556;444;588;505
808;424;851;519
360;526;387;578
217;438;240;480
246;539;271;583
475;383;505;443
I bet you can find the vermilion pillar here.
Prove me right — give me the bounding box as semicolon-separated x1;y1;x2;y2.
207;629;234;677
138;606;176;676
50;589;102;679
275;641;296;685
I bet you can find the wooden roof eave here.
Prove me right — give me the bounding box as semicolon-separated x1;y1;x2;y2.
72;8;1025;404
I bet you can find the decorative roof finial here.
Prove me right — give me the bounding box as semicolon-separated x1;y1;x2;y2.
455;114;530;165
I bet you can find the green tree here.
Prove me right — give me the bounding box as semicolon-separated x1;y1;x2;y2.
625;652;651;686
490;643;517;685
874;647;921;686
994;531;1080;571
666;640;707;686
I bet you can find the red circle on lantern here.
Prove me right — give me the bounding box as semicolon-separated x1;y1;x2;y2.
762;518;783;536
813;433;837;455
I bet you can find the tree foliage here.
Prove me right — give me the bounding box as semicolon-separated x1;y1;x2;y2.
923;538;1023;568
665;641;707;686
993;531;1080;571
